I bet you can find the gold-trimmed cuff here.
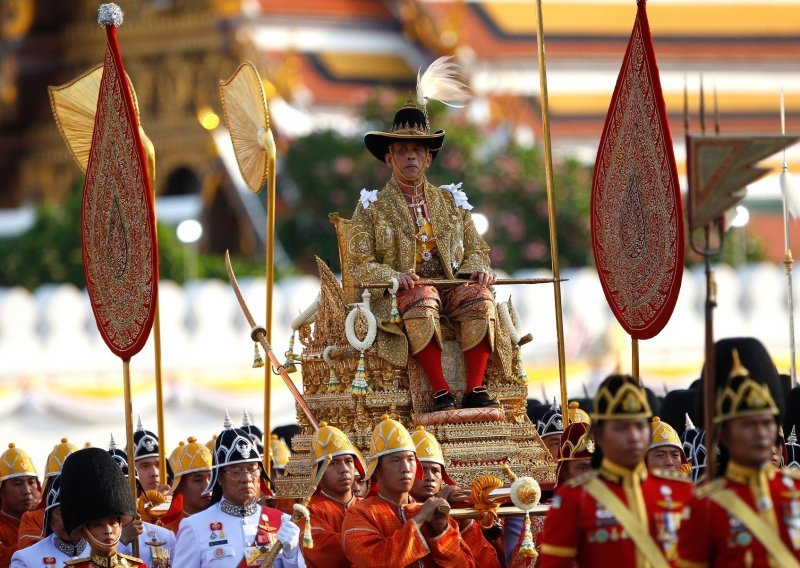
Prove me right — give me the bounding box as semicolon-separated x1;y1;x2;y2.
540;543;577;558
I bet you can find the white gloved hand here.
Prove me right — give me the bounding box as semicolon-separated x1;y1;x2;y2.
275;520;300;559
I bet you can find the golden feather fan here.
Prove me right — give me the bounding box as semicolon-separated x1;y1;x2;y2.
48;64;155;181
218;61;273;194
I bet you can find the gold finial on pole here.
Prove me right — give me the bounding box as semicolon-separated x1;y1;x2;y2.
533;0;569;427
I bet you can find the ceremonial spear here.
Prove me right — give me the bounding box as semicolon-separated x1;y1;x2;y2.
780;88;799;388
685;78;798;478
219;61;279;472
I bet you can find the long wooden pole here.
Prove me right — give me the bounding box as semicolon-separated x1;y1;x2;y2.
153;303;166;484
631;336;640;383
703;228;717;479
264;128;277;474
534;0;568;424
122;360;139;559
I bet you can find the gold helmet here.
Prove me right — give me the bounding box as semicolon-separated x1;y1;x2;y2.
45;438;78;478
0;443;38;485
649;417;682;451
270;435;292;470
648;416;691;477
568;401;591;425
365;415;420;480
169;437;212;492
311;422;365;477
411;426;454;485
205;434;218;454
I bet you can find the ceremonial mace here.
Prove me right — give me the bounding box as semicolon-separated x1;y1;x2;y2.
533;0;569;424
219;61;278;472
264;455;331;566
685;77;799;478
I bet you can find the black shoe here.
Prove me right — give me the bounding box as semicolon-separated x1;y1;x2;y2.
433;389;456;412
462;386;499;408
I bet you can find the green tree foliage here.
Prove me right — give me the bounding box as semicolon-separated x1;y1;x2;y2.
0;186;210;290
279;95;594;274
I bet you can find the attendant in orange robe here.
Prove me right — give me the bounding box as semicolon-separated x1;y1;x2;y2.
410;425;500;567
304;422;365;568
160;437;212;535
342;415;475;568
17;437;78;551
0;444;40;565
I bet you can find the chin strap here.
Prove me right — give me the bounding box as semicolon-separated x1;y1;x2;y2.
81;526;121;556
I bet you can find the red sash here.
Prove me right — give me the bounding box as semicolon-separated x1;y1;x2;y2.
236;507;283;568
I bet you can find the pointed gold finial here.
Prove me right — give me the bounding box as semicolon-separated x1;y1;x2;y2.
729;348;749;379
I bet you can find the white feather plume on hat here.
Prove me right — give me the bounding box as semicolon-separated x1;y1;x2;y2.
416;56;472;109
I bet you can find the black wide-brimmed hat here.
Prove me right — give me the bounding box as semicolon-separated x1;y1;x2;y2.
364;97;445;163
60;448;135;535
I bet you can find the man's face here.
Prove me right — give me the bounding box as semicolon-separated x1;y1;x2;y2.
375;451;416;496
721;414;777;469
411;462;443;502
595;419;650;469
84;516;121;547
646;446;683;472
177;471;212;514
135;457;160;491
0;476;38;517
542;435;561;460
353;477;369;498
564;459;592;481
320;455;356;498
218;463;259;506
385;142;431;182
772;442;782;467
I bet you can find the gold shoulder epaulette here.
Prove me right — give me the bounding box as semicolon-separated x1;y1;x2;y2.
118;553;144;565
651;468;692;483
64;559;88;566
780;468;800;481
565;470;599;488
694;477;726;499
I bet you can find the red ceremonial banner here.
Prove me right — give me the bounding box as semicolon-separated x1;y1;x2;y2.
82;24;158;361
591;0;684;340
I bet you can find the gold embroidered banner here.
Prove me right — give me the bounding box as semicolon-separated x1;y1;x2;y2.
82;22;157;361
591;0;684;340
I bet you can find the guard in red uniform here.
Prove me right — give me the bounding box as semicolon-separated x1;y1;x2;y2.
538;374;692;568
677;337;800;567
59;448;146;568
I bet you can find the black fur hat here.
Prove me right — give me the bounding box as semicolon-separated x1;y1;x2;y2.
660;389;699;438
591;374;651;422
697;337;784;426
784;386;800;438
60;448;135;535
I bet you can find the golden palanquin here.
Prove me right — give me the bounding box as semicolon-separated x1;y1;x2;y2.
274;214;555;498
